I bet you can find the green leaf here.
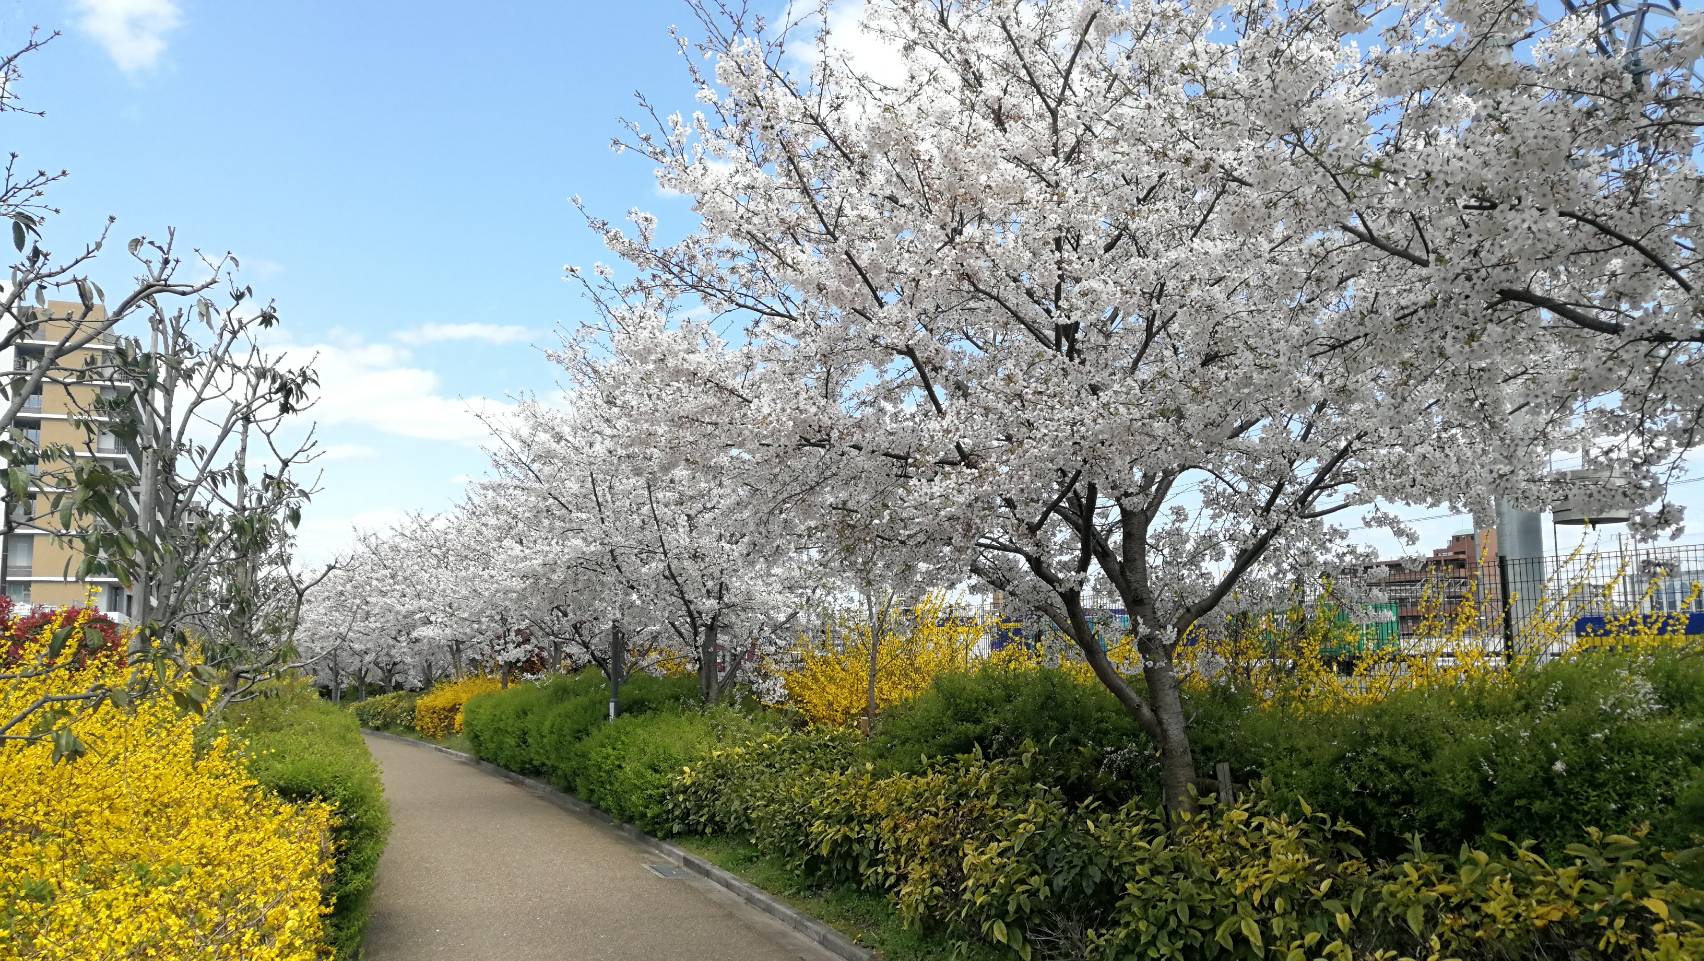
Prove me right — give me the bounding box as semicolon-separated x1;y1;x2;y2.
1240;918;1262;950
46;621;75;661
12;218;25;251
1405;904;1425;936
169;688;205;716
50;726;86;764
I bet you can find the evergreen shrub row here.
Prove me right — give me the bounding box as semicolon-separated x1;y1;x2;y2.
224;683;391;961
456;652;1704;960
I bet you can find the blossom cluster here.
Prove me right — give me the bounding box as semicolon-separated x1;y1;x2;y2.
0;613;333;961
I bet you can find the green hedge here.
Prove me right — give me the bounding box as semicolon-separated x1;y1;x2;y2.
870;662;1153;802
872;650;1704;860
575;708;772;833
350;690;418;732
224;685;390;961
1215;649;1704;857
672;730;1704;961
462;670;703;794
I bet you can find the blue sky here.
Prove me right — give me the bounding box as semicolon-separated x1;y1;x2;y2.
1;0;707;561
2;0;1700;567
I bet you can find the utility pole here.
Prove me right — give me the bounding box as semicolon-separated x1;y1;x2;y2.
1494;497;1545;660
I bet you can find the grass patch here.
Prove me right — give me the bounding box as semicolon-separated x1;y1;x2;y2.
675;835;1002;961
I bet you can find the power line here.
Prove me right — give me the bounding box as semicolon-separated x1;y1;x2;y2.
1340;478;1704;533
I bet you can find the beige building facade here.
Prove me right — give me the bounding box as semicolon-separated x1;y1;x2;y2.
1;302;134;616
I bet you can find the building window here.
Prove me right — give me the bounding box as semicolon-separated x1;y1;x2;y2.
5;581;30;604
101;584;126;615
6;537;32;576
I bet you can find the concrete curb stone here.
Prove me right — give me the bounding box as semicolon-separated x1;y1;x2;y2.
363;729;876;961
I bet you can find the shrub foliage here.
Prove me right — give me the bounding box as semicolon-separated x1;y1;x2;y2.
0;616;334;961
456;651;1704;961
673;733;1703;961
414;675;503;739
1218;649;1704;857
223;682;391;961
350;690;419;732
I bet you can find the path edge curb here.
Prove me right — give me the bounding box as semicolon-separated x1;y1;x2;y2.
363;729;876;961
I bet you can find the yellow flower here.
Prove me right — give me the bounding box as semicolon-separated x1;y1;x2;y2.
0;626;333;961
414;675;504;738
781;593;999;726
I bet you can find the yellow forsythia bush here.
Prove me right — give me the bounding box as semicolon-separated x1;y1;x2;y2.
0;613;334;961
782;594;993;726
987;631;1144;683
413;675;503;738
1183;559;1704;712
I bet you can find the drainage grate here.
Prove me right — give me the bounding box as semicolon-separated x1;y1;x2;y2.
644;862;690;879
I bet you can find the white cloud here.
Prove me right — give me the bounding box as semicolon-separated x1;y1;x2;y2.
783;0;908;88
274;337;514;444
293;508;408;567
318;443;377;462
244;256;286;280
72;0;182;74
395;322;533;346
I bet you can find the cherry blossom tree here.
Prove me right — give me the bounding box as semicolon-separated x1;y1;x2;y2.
485;382;812;706
575;0;1703;809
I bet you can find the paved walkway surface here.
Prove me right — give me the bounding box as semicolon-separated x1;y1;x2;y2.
362;735;837;961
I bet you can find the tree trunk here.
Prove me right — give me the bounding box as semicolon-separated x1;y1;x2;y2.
698;619;719;704
862;626;880;736
1052;585;1196;814
1138;631;1199;814
861;594;887;736
607;621;625;720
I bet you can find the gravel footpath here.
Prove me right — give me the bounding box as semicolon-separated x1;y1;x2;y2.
362;734;837;961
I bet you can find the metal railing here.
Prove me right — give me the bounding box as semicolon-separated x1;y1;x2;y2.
1311;543;1704;657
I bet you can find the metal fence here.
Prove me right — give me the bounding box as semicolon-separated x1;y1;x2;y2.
1339;542;1704;657
984;543;1704;666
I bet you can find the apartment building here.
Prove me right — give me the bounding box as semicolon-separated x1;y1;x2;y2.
1359;529;1501;639
0;301;135;618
